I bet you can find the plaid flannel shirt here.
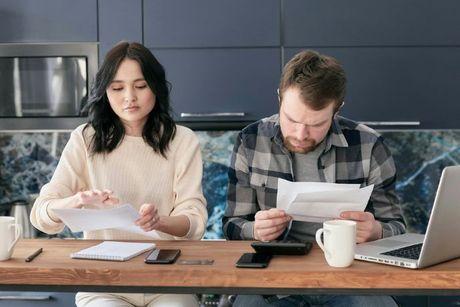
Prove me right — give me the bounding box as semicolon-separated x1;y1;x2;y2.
223;114;406;240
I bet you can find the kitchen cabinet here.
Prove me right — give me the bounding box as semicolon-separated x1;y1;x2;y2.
0;0;97;42
1;0;459;129
143;0;280;48
153;48;281;125
0;292;75;307
282;0;460;129
143;0;281;127
285;47;460;129
283;0;460;47
98;0;142;62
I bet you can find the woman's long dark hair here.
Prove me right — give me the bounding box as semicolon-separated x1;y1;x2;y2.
83;41;176;157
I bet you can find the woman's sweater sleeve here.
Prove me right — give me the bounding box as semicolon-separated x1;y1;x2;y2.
30;128;89;234
171;128;208;240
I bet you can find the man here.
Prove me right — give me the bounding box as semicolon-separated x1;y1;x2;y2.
223;50;406;306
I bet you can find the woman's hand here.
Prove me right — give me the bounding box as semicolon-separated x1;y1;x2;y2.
47;189;119;223
135;203;161;232
75;189;119;208
135;204;190;236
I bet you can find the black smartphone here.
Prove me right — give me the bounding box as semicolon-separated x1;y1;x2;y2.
251;241;313;255
235;252;272;268
144;249;181;264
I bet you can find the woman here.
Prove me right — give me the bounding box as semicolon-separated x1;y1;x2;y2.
30;41;207;307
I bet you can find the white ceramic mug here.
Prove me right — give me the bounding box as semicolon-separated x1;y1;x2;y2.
0;216;22;261
315;220;356;268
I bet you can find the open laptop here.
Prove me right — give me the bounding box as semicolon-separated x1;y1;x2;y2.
355;165;460;269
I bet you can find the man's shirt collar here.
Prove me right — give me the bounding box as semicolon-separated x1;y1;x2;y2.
326;115;349;151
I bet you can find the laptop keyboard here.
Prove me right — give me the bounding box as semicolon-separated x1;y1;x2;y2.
381;243;423;260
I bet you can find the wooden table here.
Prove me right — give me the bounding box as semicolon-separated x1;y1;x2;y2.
1;239;460;295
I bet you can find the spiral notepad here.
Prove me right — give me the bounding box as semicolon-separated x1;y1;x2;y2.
71;241;155;261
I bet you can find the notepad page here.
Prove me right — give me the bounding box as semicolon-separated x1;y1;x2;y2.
71;241;155;261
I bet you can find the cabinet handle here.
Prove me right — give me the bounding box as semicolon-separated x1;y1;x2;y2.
0;295;51;301
358;121;421;126
180;112;245;118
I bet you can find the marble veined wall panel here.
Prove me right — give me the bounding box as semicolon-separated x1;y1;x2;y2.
384;131;460;233
1;130;459;238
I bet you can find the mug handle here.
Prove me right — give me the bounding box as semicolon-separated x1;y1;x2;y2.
8;223;22;253
315;228;331;258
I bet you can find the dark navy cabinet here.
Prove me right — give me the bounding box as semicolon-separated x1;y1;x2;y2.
98;0;142;62
153;48;280;123
0;292;75;307
282;0;460;129
0;0;97;42
143;0;282;126
143;0;280;48
285;47;460;129
283;0;460;47
1;0;459;129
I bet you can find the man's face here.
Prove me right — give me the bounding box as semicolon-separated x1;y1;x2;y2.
279;87;334;154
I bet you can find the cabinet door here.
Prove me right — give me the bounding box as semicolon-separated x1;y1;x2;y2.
144;0;280;48
153;48;281;123
285;47;460;129
98;0;142;62
283;0;460;47
0;0;97;42
0;292;75;307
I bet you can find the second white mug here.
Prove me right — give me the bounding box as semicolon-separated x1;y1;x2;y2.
315;219;356;268
0;216;22;261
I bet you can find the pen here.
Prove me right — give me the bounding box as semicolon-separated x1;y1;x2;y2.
25;248;43;262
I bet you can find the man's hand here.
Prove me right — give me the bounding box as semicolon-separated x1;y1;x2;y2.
340;211;382;243
75;189;119;208
254;208;292;242
135;203;161;232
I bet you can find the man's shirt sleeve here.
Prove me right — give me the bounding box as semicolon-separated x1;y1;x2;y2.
222;131;258;240
367;136;406;238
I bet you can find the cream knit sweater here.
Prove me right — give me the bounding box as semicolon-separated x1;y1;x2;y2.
30;124;207;241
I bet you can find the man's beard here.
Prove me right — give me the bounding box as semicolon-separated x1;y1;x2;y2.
283;136;318;154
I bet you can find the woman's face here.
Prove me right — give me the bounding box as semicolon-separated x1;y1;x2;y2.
106;58;155;135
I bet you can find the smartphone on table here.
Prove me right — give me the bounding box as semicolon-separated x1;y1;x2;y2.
235;252;272;268
144;249;181;264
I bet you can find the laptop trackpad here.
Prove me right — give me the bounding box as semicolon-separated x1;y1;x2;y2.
367;239;411;248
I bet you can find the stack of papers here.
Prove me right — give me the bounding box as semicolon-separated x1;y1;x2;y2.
52;204;161;239
276;178;374;222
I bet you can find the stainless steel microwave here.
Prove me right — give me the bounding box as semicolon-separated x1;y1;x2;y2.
0;43;98;131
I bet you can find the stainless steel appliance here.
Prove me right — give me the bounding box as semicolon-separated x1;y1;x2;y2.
0;43;98;130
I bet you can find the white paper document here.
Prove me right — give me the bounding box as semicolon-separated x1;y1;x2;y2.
52;204;161;238
276;178;374;222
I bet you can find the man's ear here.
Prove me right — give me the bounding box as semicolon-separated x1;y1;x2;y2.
334;101;345;114
277;88;281;106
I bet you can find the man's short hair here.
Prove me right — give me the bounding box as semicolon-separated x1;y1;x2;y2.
279;50;346;112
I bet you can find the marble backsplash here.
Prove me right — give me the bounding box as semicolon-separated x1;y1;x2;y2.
1;129;459;238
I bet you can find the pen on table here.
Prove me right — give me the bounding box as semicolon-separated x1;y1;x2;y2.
25;248;43;262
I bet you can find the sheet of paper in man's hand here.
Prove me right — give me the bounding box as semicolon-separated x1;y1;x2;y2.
276;178;374;223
